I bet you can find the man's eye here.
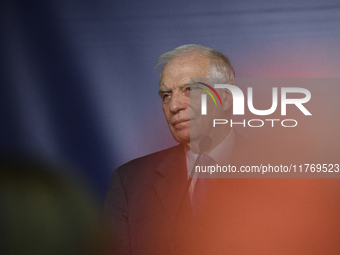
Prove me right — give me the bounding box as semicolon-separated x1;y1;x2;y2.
162;93;171;100
185;87;194;92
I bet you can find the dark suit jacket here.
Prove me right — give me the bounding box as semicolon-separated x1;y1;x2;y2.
104;145;192;255
103;133;249;255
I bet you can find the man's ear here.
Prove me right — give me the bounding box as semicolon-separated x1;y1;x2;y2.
222;88;233;111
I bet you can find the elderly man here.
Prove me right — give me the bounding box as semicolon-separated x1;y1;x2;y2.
104;44;340;255
103;44;241;255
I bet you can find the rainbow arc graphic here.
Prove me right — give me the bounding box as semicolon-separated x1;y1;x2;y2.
196;82;222;106
196;82;222;115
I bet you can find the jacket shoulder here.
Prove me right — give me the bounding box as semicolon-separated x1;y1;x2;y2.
113;145;183;182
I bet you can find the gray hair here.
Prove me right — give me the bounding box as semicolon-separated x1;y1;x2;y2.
156;44;235;81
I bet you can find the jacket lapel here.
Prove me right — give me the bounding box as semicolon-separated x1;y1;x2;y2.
153;145;190;222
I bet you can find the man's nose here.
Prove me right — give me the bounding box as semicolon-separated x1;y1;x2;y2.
169;93;187;113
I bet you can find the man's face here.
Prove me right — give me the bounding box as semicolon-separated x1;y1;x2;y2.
159;53;212;146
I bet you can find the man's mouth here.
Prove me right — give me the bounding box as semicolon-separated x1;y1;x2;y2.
172;119;190;126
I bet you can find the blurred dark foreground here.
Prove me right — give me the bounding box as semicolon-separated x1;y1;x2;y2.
0;155;111;255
